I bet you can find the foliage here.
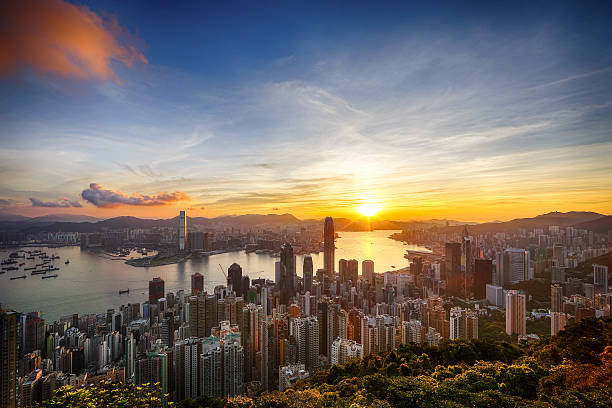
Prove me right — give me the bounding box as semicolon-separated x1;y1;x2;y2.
37;381;170;408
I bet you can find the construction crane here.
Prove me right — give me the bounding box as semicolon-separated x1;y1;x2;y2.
218;264;227;279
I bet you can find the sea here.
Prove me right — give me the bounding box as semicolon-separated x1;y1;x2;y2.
0;230;429;322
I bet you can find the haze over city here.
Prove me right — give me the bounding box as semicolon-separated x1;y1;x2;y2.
1;0;611;221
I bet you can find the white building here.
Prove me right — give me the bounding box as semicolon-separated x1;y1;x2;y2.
330;338;363;365
486;284;505;307
279;363;309;391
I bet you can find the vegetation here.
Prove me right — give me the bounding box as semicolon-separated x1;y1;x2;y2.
40;318;612;407
566;252;611;280
37;381;169;407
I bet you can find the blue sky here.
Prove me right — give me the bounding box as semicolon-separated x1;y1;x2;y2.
0;0;611;220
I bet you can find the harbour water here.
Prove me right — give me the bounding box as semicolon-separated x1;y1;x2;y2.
0;230;429;322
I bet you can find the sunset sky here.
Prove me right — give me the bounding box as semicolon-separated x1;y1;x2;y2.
1;0;611;221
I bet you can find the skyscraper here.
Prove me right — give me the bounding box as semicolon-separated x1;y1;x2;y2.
178;210;187;251
292;316;319;373
0;308;18;408
303;256;313;293
188;296;206;338
323;217;335;276
279;243;294;306
362;260;374;283
228;263;243;296
502;249;530;286
445;242;461;296
473;259;493;299
593;264;609;294
551;284;563;313
505;290;526;336
149;277;165;304
191;273;204;296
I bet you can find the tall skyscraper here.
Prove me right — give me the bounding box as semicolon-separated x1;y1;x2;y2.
279;243;294;305
323;217;335;276
1;308;19;408
502;249;530;286
228;263;243;296
303;256;313;293
362;260;374;283
292;316;319;373
445;242;461;296
505;290;526;336
178;210;187;251
551;284;563;313
593;264;609;294
149;277;165;304
473;259;493;299
188;296;206;338
191;273;204;296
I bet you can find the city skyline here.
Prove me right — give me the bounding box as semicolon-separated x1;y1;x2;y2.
1;1;612;221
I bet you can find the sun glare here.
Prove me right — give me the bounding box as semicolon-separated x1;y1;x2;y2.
357;202;381;217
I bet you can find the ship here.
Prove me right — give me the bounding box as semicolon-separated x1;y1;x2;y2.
65;259;70;264
42;274;58;279
31;270;47;275
10;275;26;280
119;289;130;294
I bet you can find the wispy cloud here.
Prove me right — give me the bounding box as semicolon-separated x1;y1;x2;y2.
30;197;82;208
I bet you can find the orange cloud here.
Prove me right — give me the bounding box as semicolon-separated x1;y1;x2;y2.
0;0;147;81
81;183;190;208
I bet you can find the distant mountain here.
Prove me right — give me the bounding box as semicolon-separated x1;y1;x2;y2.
574;215;612;234
27;214;102;223
0;213;30;222
440;211;605;234
212;213;301;225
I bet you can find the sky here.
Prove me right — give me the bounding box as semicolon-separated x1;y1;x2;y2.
1;0;611;221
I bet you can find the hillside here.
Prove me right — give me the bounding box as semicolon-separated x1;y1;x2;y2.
574;215;612;234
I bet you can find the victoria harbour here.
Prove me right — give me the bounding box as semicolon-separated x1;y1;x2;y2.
0;230;428;322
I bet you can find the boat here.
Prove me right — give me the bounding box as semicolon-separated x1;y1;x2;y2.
42;274;58;279
10;275;26;280
5;266;18;271
19;263;25;266
119;289;130;294
51;255;60;259
24;267;36;270
31;270;47;275
65;259;70;264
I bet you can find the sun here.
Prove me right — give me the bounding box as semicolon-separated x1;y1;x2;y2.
357;202;381;217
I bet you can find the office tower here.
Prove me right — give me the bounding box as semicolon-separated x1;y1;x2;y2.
505;290;526;336
279;363;309;391
323;217;335;276
445;242;461;296
473;259;493;299
191;273;204;296
348;259;358;284
552;266;566;283
486;284;505;307
362;260;374;283
593;264;609;294
149;277;165;303
552;244;566;267
292;316;319;373
279;243;294;305
260;318;275;391
188;231;204;251
137;353;169;395
303;256;313;293
551;312;567;336
178;210;187;251
1;308;19;408
173;338;202;401
330;338;363;365
188;296;206;338
228;263;243;296
338;259;348;282
551;284;563;313
502;249;530;286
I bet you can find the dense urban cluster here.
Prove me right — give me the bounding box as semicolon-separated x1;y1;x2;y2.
1;213;610;408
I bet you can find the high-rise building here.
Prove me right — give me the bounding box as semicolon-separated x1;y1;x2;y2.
323;217;335;276
1;308;19;408
228;263;243;296
188;231;204;252
178;210;187;251
502;249;530;286
445;242;462;296
279;244;294;305
330;338;363;365
551;312;567;336
473;259;493;299
303;256;313;293
173;338;203;401
191;273;204;296
593;264;609;294
292;316;319;373
200;331;243;398
551;284;563;313
552;244;566;267
188;296;206;338
149;278;165;304
279;363;309;392
449;307;478;340
505;290;526;336
137;352;169;395
362;260;374;283
347;259;358;284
